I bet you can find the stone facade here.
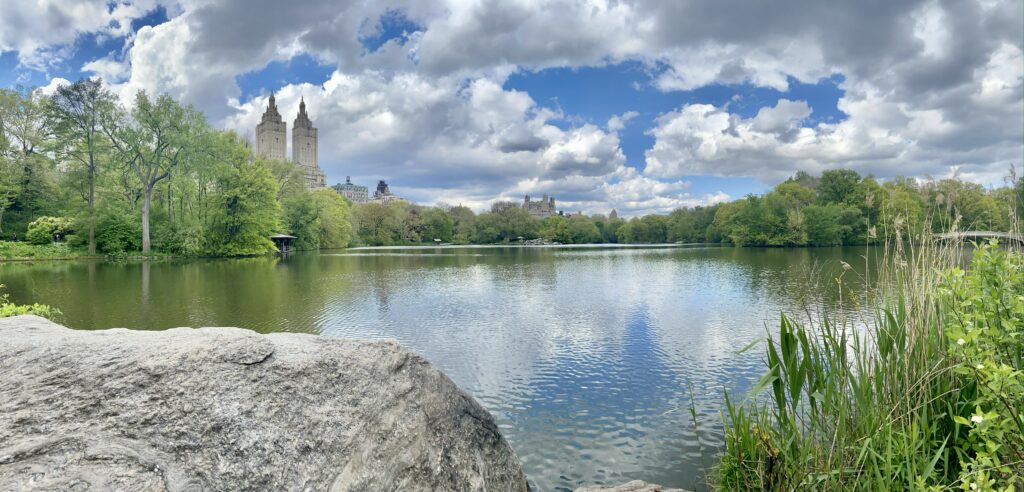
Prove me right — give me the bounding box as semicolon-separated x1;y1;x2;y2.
255;95;326;189
255;93;287;162
333;176;369;204
292;98;326;188
523;195;556;218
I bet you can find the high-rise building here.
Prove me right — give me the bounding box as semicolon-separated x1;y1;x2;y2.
254;94;326;189
332;176;368;204
255;93;286;161
292;98;325;188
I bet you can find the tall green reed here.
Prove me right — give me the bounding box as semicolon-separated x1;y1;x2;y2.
715;221;1022;490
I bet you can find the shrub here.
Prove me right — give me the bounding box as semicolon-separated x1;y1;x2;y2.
0;284;59;320
153;222;203;256
26;216;74;245
95;210;141;254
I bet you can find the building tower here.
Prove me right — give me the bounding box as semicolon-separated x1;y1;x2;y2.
292;97;326;188
255;93;287;161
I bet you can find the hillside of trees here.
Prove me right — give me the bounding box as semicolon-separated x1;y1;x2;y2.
2;80;1021;256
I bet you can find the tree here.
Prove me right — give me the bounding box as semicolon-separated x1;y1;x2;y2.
448;205;476;243
0;158;19;236
803;204;845;246
423;207;453;243
817;169;862;205
282;189;319;250
0;86;56;236
476;202;537;241
355;202;399;245
47;78;115;254
567;215;601;243
539;215;570;243
496;202;538;240
204;161;280;256
1015;176;1024;221
103;91;206;253
313;188;352;249
619;214;670;243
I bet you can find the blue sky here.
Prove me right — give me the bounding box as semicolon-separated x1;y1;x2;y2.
1;1;1021;214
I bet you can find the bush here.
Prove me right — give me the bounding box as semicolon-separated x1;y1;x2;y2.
26;216;74;245
95;210;141;253
0;284;59;320
153;221;203;256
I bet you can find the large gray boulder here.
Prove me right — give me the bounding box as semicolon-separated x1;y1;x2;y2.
0;315;528;491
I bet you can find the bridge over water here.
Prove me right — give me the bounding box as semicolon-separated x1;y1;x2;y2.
934;231;1024;243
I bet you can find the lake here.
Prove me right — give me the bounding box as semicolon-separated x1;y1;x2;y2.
0;245;878;491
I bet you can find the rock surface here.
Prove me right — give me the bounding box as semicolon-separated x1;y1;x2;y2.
575;480;689;491
0;315;528;491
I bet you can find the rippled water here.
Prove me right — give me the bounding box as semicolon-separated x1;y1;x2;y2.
1;245;877;490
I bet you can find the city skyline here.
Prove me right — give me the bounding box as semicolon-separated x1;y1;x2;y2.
1;1;1021;215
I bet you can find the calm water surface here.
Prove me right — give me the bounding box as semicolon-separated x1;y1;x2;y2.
1;245;878;491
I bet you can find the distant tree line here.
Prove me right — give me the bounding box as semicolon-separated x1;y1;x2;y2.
3;79;1021;255
350;169;1023;247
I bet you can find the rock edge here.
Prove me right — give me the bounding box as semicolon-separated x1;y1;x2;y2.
0;315;528;491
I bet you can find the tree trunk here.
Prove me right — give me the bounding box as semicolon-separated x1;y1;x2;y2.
142;186;152;254
88;173;96;256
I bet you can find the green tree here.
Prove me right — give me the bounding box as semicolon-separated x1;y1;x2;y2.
0;86;56;236
475;202;537;242
204;161;280;256
567;215;601;243
47;78;116;254
423;207;453;243
313;188;352;249
619;214;670;243
103;91;206;253
817;169;861;205
282;189;319;250
447;205;476;243
355;202;399;245
539;215;570;243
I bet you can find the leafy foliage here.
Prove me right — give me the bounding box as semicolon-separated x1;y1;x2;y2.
0;284;59;319
203;162;280;256
716;242;1024;490
26;216;74;245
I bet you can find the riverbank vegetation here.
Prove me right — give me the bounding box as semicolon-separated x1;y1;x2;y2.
713;238;1023;490
1;81;352;259
0;284;58;319
3;80;1022;257
347;170;1022;247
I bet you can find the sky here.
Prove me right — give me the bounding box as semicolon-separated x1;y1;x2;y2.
1;0;1022;216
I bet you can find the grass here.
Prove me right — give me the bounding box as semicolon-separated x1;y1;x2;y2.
712;231;1024;490
0;241;92;260
0;241;185;261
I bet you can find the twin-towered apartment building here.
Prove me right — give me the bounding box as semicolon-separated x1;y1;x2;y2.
254;93;326;189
